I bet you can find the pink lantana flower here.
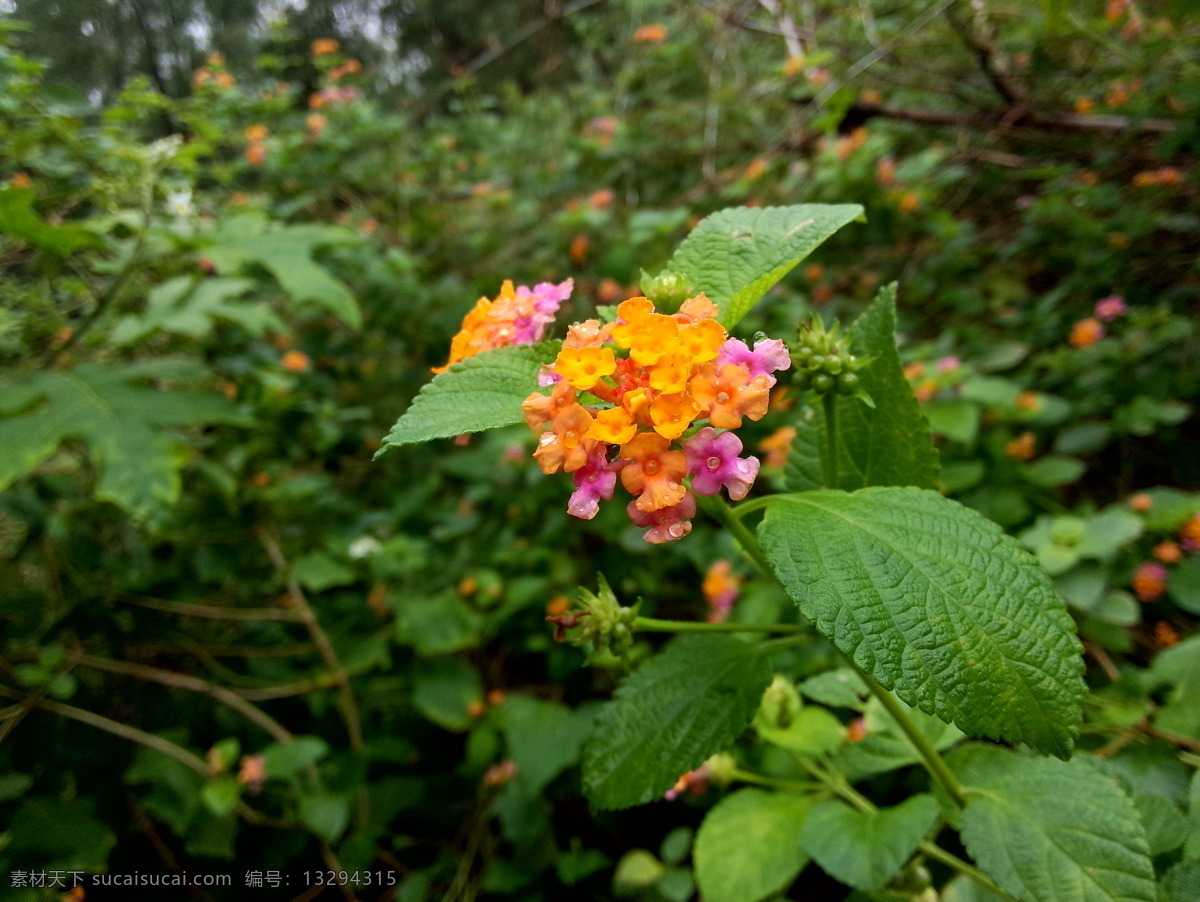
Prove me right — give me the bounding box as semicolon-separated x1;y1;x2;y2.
626;493;696;544
716;337;791;386
511;279;575;344
683;427;760;500
568;446;618;519
937;356;961;373
1094;295;1128;322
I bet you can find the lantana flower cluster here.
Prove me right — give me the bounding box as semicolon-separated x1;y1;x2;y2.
522;295;789;543
434;278;574;373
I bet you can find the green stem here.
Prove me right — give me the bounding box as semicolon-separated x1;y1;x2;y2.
821;391;839;489
634;616;806;635
709;493;970;811
919;841;1017;901
854;669;968;809
755;634;816;655
729;496;772;519
698;495;773;577
730;768;822;794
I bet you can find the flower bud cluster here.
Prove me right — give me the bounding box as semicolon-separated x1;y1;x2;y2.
792;319;871;400
545;576;638;657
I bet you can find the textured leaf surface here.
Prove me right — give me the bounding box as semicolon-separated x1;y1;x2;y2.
667;204;862;329
0;362;246;521
378;343;553;452
693;788;812;902
785;284;938;491
801;795;938;891
204;213;361;327
582;636;772;810
949;744;1156;902
758;487;1085;757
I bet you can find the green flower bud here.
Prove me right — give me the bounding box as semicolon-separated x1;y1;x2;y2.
813;373;834;393
641;269;697;311
754;675;803;732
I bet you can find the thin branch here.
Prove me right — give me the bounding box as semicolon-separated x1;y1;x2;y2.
756;0;805;58
849;100;1176;135
0;684;297;830
808;0;957;113
0;682;210;774
234;676;344;701
73;653;295;745
945;0;1028;109
256;525;368;831
121;595;306;623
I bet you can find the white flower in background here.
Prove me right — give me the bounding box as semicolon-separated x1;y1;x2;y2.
348;536;381;560
166;189;193;218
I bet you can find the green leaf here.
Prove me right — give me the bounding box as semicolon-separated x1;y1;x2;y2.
924;399;980;444
799;668;869;710
756;705;845;757
412;656;483;732
1169;557;1200;614
1020;455;1085;488
377;343;554;453
111;276;281;346
200;777;241;817
949;744;1156;902
1077;508;1144;558
0;773;33;801
666;204;863;329
1147;635;1200;738
801;795;938;891
1138;489;1200;532
785;285;938;492
393;590;484;655
758;487;1085;757
5;798;117;870
0;187;103;254
298;793;350;843
693;788;813;902
500;695;593;794
0;363;247;521
582;635;772;810
260;736;329;778
1133;794;1186;855
1162;862;1200;902
613;850;667;889
204;213;361;327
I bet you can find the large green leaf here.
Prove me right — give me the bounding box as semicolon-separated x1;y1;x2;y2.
949;744;1156;902
801;795;938;891
0;188;103;255
693;788;813;902
0;361;247;521
785;283;938;491
111;275;282;346
758;487;1085;757
666;204;863;329
582;635;772;810
377;343;554;453
204;213;361;328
